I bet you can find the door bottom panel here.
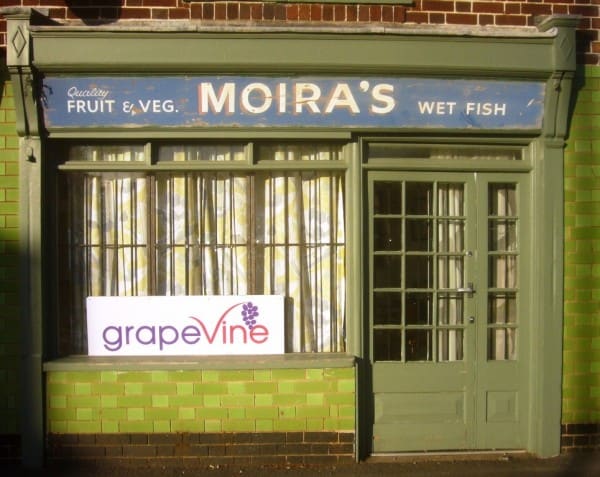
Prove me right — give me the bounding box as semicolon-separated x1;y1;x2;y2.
373;391;469;451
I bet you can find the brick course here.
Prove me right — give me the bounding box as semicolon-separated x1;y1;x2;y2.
561;424;600;453
0;2;598;65
47;431;354;465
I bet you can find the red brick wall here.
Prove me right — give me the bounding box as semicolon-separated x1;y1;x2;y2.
1;1;599;64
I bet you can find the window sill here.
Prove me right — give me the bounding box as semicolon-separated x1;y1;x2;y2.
43;353;356;372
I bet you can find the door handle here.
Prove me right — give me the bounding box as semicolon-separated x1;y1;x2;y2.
457;282;475;294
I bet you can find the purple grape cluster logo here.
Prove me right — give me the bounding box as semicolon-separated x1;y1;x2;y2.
241;302;259;330
99;298;272;352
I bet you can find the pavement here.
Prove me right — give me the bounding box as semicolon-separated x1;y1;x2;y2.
2;452;599;477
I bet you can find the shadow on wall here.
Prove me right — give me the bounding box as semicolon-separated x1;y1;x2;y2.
64;0;123;25
0;72;22;460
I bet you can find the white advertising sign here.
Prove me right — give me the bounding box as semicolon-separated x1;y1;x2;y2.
86;295;285;356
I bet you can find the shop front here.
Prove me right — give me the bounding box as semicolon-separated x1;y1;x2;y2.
2;8;579;465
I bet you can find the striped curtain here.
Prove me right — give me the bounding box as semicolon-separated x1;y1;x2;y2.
64;145;345;354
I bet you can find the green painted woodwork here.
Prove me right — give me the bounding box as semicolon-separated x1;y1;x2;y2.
45;366;356;434
367;170;530;452
31;30;558;78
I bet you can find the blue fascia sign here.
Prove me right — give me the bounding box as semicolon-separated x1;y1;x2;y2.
41;76;546;130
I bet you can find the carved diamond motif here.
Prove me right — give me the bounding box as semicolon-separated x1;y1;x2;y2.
11;26;27;58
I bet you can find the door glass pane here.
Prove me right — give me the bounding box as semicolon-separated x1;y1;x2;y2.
374;329;402;361
489;184;516;216
438;183;464;216
406;182;432;214
374;218;403;251
373;292;403;325
438;219;464;252
405;256;432;288
488;293;517;324
487;183;519;361
406;330;432;361
438;330;464;361
406;292;432;325
374;182;403;214
438;293;464;325
406;219;432;251
438;256;464;289
489;219;517;251
374;256;403;288
489;256;517;288
488;328;517;360
371;178;467;363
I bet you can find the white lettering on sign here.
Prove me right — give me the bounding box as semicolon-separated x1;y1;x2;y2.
418;101;457;115
87;295;285;356
370;84;395;114
122;99;177;115
66;86;115;113
465;102;507;116
45;77;546;129
67;99;116;113
295;83;321;113
324;83;360;114
197;81;396;116
198;83;236;114
418;100;507;117
67;86;110;99
241;83;273;114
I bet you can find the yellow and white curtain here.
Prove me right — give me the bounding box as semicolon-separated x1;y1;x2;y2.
437;183;465;362
67;145;346;354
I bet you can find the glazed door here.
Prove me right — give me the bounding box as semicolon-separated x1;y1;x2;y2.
368;171;529;453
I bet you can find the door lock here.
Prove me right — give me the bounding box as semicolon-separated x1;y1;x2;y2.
468;316;475;324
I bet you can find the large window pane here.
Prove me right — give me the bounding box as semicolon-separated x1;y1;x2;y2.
59;171;150;354
258;143;344;161
69;144;145;162
159;144;246;162
57;143;346;355
154;172;250;295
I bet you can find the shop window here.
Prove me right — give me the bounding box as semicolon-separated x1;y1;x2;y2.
54;142;347;356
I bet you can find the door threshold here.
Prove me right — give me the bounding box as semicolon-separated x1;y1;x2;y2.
367;450;529;463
